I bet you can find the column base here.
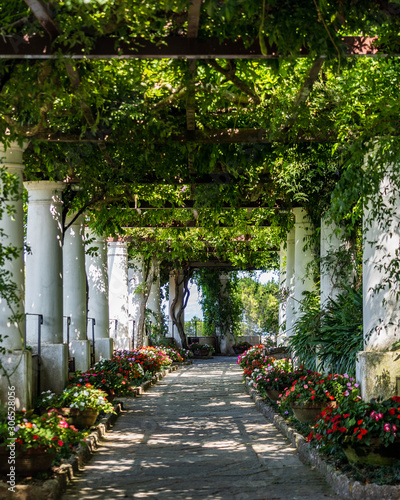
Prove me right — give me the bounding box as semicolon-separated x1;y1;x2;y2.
219;334;235;355
356;351;400;401
112;337;132;351
95;338;114;362
31;343;68;397
69;340;91;372
0;350;32;410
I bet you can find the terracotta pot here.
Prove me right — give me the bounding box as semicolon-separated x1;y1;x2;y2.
265;389;281;401
290;401;336;424
233;346;249;355
69;408;99;429
343;439;400;466
193;350;209;357
0;445;56;476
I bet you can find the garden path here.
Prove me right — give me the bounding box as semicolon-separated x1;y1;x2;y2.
62;357;340;499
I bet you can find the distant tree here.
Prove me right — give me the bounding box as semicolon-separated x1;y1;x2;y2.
236;278;279;340
185;316;204;337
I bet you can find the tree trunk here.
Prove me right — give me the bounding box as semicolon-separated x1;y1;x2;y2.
170;269;192;349
136;256;156;347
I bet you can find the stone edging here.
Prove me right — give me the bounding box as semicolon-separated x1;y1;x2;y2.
0;363;189;500
244;377;400;500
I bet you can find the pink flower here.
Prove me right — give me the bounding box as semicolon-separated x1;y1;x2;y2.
384;423;391;432
58;420;69;428
392;425;397;432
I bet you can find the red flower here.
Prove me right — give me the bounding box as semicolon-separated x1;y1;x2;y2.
357;419;363;425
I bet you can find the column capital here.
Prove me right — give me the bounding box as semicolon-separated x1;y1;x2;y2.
24;180;66;203
0;141;29;164
293;207;310;225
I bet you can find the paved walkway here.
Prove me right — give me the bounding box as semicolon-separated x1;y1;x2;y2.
62;357;340;499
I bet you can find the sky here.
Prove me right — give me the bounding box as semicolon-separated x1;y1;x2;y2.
182;270;279;321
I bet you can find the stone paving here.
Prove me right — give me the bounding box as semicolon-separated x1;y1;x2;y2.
62;357;341;500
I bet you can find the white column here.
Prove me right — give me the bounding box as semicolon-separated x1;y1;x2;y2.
128;256;144;348
169;269;184;346
285;228;295;337
108;240;130;350
320;217;346;307
63;213;90;371
277;242;286;345
147;260;161;333
85;229;112;361
0;142;31;409
24;180;68;394
293;208;315;320
357;168;400;400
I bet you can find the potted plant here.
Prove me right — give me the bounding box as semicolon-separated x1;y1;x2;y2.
69;355;145;398
232;341;253;355
36;383;116;429
189;343;215;356
279;372;360;424
237;345;275;377
308;395;400;466
0;409;83;476
250;358;294;400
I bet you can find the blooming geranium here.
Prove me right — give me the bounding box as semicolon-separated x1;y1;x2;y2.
237;345;276;377
308;396;400;452
279;372;361;407
250;362;314;394
0;409;84;453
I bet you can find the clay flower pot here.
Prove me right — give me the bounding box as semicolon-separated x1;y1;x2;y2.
290;401;336;424
70;408;99;429
0;445;56;476
343;438;400;466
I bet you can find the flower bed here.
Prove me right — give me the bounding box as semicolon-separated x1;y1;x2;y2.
239;350;400;492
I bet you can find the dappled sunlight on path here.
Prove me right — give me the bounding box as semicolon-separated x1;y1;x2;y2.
62;357;339;499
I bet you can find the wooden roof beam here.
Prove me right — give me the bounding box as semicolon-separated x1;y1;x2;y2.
0;35;383;59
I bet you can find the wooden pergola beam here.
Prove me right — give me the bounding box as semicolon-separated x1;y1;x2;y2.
0;35;382;59
33;128;334;144
128;200;276;209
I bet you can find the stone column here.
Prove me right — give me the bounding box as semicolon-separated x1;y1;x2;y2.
25;181;68;394
147;260;161;335
0;142;31;409
285;228;296;337
85;229;113;361
277;242;287;345
128;257;144;349
169;269;184;346
63;213;90;371
357;170;400;400
108;240;130;350
293;208;315;321
320;217;345;307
